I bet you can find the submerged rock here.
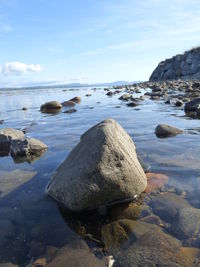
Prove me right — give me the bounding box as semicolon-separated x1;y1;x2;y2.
151;193;191;222
46;119;147;211
0;169;37;197
145;172;169;193
45;246;106;267
114;230;192;267
63;108;77;114
40;101;62;113
0;128;25;155
155;124;183;138
171;207;200;240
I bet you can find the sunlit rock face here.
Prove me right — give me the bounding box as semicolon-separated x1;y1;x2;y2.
46;119;147;211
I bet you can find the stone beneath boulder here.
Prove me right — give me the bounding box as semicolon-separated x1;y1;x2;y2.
113;230;192;267
101;219;161;251
46;119;147;211
155;124;183;138
40;101;62;113
10;138;47;162
0;128;25;155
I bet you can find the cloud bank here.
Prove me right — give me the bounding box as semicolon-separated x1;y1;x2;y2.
0;62;42;75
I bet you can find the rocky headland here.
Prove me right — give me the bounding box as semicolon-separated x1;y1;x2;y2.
149;47;200;81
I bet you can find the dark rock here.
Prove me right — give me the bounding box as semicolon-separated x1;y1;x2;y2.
40;101;62;113
126;102;138;107
184;98;200;112
155;124;183;138
10;137;47;161
0;128;24;155
175;100;183;107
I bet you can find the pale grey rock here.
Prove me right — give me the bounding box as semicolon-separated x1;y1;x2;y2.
155;124;183;138
0;128;24;154
46;119;147;211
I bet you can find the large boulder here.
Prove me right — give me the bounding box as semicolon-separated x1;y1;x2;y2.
0;128;24;155
46;119;147;211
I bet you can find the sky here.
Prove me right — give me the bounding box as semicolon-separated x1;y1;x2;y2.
0;0;200;87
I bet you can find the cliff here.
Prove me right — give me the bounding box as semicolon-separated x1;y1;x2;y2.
149;47;200;81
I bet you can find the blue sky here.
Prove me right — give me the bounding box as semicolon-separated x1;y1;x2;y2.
0;0;200;87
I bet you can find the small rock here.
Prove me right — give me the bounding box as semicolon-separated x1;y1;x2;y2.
85;94;92;97
175;100;183;107
119;94;132;101
40;101;62;113
10;137;47;161
0;120;4;124
155;124;183;138
126;102;138;107
0;128;25;155
69;96;81;103
61;101;76;107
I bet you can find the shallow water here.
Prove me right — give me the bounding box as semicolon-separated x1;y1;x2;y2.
0;86;200;266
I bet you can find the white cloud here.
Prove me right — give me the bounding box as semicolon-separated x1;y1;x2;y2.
0;62;43;75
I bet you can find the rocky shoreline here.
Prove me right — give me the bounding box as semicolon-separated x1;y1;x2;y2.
1;78;200;266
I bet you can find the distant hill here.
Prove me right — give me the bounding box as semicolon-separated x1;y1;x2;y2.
1;81;138;90
149;47;200;81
